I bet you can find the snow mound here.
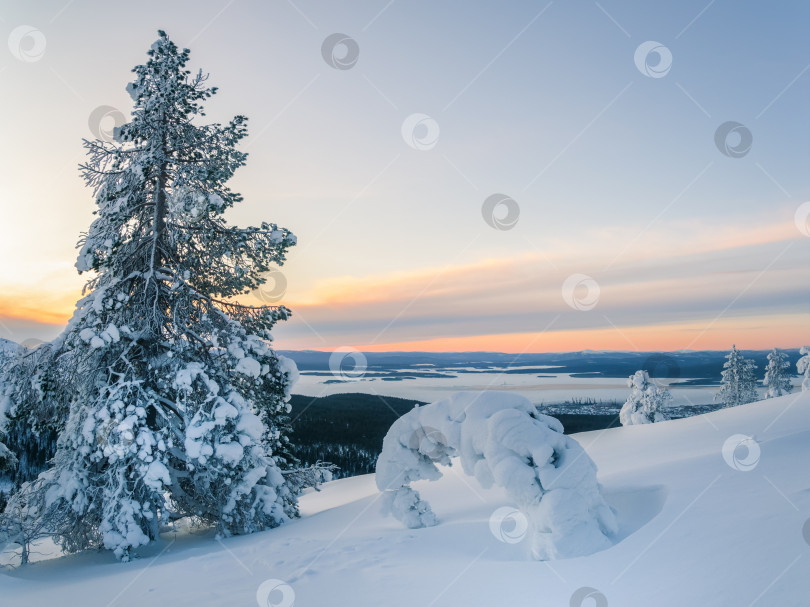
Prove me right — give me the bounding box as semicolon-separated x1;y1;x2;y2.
375;391;618;560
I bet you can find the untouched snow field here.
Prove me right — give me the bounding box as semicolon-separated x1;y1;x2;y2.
2;392;809;606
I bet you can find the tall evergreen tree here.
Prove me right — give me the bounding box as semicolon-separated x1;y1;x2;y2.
763;348;792;398
1;31;299;560
714;345;758;407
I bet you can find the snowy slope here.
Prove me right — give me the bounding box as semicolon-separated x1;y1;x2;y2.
1;392;809;606
0;338;18;359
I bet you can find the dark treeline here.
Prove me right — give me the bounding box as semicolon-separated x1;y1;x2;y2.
286;393;623;479
287;393;420;478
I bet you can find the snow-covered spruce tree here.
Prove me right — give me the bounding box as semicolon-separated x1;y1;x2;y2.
714;345;758;407
763;348;792;398
797;347;810;392
0;342;72;487
619;370;671;426
1;31;299;561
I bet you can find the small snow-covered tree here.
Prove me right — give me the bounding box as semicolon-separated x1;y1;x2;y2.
797;346;810;392
763;348;792;398
714;345;758;407
376;392;617;560
619;370;671;426
0;31;299;561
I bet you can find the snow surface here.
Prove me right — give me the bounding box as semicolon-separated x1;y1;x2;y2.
2;392;809;606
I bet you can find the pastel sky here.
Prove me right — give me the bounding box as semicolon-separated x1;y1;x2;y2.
0;0;808;352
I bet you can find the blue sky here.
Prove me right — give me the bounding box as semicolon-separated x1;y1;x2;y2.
0;0;808;351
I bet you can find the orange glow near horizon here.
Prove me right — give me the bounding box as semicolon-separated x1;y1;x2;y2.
0;295;77;327
350;314;810;353
1;227;807;352
5;300;807;352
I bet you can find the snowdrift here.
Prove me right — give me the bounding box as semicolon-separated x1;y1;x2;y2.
2;391;809;607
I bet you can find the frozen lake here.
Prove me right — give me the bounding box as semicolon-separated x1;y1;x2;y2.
292;369;739;407
284;349;805;411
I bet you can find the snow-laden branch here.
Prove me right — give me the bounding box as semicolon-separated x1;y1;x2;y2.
375;392;617;560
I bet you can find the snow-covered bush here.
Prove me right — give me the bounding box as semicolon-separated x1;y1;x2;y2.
620;370;671;426
798;347;810;392
375;392;617;560
715;345;758;407
0;472;71;566
763;348;792;398
284;461;338;496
